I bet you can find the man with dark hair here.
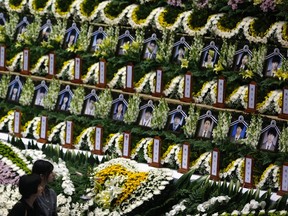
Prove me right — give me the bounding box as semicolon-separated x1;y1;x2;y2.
236;53;249;71
42;27;51;42
260;128;277;151
168;112;183;132
8;174;42;216
139;107;153;127
32;160;57;216
267;56;281;76
199;117;212;138
231;123;244;142
144;41;157;59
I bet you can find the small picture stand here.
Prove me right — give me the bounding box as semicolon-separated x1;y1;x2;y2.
178;142;190;173
21;48;30;75
92;125;103;155
214;77;226;108
180;72;194;102
37;116;48;143
245;81;257;113
278;163;288;196
243;156;254;188
279;87;288;119
152;68;163;97
46;52;55;79
0;45;6;71
72;56;82;83
149;136;162;168
123;63;135;92
122;131;131;158
63;121;74;149
13;110;22;138
210;148;220;181
97;59;107;88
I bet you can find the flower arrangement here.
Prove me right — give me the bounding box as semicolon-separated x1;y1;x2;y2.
48;121;66;144
107;66;126;88
220;158;244;183
246;45;267;78
161;144;181;167
76;0;106;22
183;104;201;138
0;74;11;99
94;89;113;119
123;93;141;124
51;0;78;19
197;195;231;213
0;12;19;42
102;133;123;156
226;85;248;109
67;23;92;53
42;79;61;111
74;126;95;150
155;30;174;63
212;112;232;143
163;75;184;98
19;77;35;106
214;40;237;71
130;137;153;161
82;62;99;84
256;90;282;114
89;158;173;215
69;86;85;115
242;115;262;148
0;110;15;133
135;71;156;93
6;52;23;72
165;199;187;216
21;116;41;139
256;164;279;189
30;55;48;75
190;152;211;174
28;0;54;15
4;0;27;12
56;59;75;81
194;80;217;105
278;125;288;153
151;98;169;130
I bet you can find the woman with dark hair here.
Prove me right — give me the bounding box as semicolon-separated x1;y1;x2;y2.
113;102;125;121
8;174;43;216
32;160;57;216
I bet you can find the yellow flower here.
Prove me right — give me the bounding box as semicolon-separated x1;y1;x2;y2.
181;58;189;68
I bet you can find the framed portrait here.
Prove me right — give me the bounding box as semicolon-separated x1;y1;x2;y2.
200;41;220;69
83;89;98;116
34;81;48;107
39;19;52;42
0;13;6;26
111;94;128;121
138;100;155;128
6;75;23;103
166;105;187;133
196;110;218;139
56;85;74;112
15;17;29;40
233;45;252;71
90;27;107;52
171;37;191;64
264;48;284;77
64;23;80;49
117;30;134;55
258;120;281;152
229;115;248;143
143;33;158;60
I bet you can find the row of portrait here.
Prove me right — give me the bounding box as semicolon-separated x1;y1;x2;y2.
3;75;285;153
1;14;287;76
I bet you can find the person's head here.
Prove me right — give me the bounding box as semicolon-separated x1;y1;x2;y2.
236;123;244;135
18;174;43;199
88;99;95;109
173;113;182;126
178;47;184;55
32;160;55;185
148;41;156;52
271;56;280;71
43;27;51;38
63;95;69;103
144;107;153;120
117;102;124;114
241;54;249;65
267;128;277;143
12;87;18;94
96;38;102;45
206;50;215;62
203;118;212;131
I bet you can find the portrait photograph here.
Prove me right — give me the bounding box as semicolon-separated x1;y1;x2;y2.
83;97;97;116
229;122;247;142
233;45;253;72
34;87;47;107
40;26;52;42
167;112;185;133
196;110;218;139
112;101;127;121
64;23;80;49
172;37;191;64
91;33;104;52
117;30;134;55
57;92;72;112
138;106;154;128
7;83;21;102
143;40;158;60
265;55;282;77
259;127;279;152
201;48;218;69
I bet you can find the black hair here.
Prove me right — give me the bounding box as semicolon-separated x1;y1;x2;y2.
204;49;215;62
272;55;281;64
236;123;244;130
204;117;212;124
267;128;277;137
45;27;51;33
32;160;54;179
145;106;153;114
19;174;41;199
115;101;124;114
174;112;182;119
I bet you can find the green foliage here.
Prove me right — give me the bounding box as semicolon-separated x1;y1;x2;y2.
94;89;113;119
19;77;35;106
0;75;11;99
183;104;200;138
123;93;141;124
69;86;85;115
80;0;101;16
156;30;174;64
43;79;61;111
151;98;169;130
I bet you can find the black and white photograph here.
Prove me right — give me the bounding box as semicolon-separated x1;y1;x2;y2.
83;89;98;116
7;76;23;103
259;120;281;152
